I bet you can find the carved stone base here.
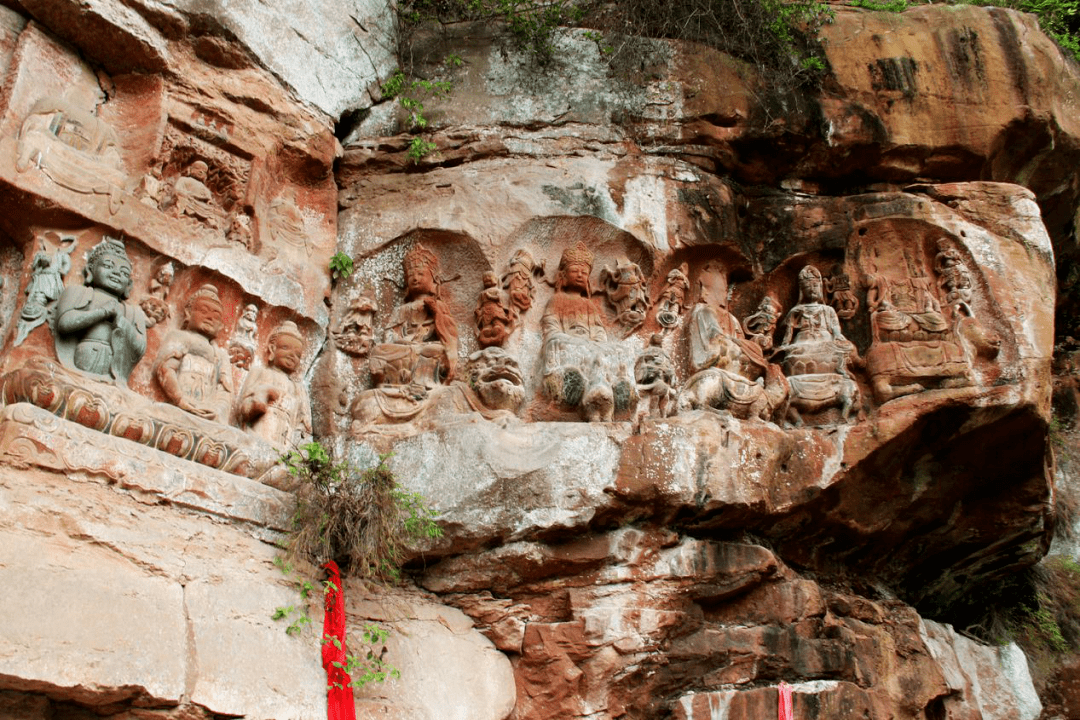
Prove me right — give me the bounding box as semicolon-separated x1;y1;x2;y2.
0;402;292;530
866;340;971;402
0;358;280;476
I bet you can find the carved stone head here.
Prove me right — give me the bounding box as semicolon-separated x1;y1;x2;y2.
268;321;305;374
83;236;134;299
187;160;209;182
798;265;825;304
403;243;439;299
183;284;225;340
697;261;728;309
468;346;525;411
556;242;594;296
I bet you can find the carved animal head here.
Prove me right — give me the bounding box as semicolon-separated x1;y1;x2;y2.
467;346;526;411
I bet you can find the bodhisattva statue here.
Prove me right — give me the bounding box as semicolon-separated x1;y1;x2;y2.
237;321;312;447
54;236;148;385
153;284;233;422
368;243;459;393
677;262;786;421
774;265;862;425
541;242;633;422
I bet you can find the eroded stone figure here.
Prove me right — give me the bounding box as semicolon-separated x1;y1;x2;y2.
866;249;970;402
169;160;220;229
55;236;147;385
268;190;307;253
333;294;377;357
825;264;860;321
677;262;785;421
655;263;691;330
633;337;677;432
934;240;1000;360
238;321;312;447
467;346;526;412
476;270;515;348
140;262;174;327
227;210;254;250
600;257;650;332
153;284;233;422
775;265;862;426
501;248;544;315
368;243;459;392
228;303;258;369
742;294;781;352
15;235;76;346
15;97;126;213
541;242;633;422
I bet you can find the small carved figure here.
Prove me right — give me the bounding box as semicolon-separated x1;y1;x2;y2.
742;295;781;352
140;262;175;327
467;346;526;412
169;161;220;228
867;251;950;343
153;284;233;422
15;235;77;346
601;256;650;332
632;337;677;433
228;304;259;369
541;242;633;422
55;236;147;385
475;271;516;348
237;321;312;447
654;263;691;330
824;264;860;321
333;295;377;357
501;248;545;314
934;242;974;314
15;97;127;213
368;243;459;391
268;190;307;254
227;210;254;251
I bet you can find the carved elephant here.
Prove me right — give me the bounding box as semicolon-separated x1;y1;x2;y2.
780;372;863;427
676;363;788;422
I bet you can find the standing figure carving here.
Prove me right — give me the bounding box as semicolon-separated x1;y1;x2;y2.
825;264;860;321
501;248;544;315
140;262;174;327
16;235;76;346
541;242;633;422
475;270;515;348
654;263;691;331
153;284;233;422
600;257;650;333
228;304;259;369
775;266;862;426
238;321;312;447
742;295;781;353
54;236;147;385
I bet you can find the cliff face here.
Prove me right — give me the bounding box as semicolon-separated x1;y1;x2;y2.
0;1;1074;719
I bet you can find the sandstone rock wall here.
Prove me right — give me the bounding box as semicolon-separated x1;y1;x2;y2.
0;0;1075;718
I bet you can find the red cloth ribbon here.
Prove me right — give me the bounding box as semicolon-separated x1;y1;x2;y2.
778;681;793;720
321;561;356;720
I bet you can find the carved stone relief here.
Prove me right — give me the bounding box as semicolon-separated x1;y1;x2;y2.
333;294;377;357
140;261;174;327
15;232;76;346
475;270;515;348
228;303;258;369
237;321;312;448
600;256;650;333
15;97;127;213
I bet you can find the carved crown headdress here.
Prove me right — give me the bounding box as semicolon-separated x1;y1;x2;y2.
559;242;594;271
799;265;823;284
186;283;223;311
269;320;303;344
86;235;130;268
404;243;440;277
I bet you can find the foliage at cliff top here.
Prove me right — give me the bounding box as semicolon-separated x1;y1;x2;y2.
396;0;832;89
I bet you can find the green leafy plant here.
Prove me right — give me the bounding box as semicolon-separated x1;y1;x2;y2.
282;441;443;581
950;0;1080;62
850;0;909;11
407;136;438;163
329;252;354;281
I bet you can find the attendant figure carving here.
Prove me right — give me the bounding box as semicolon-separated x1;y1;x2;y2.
825;264;860;321
475;270;515;347
934;240;1000;360
654;263;691;330
541;242;633;422
228;304;259;369
600;257;650;333
54;236;147;385
153;284;233;422
333;295;377;357
742;294;781;353
775;265;862;426
16;235;76;346
140;262;174;327
238;321;312;447
632;337;677;433
501;248;544;315
268;190;308;254
15;97;127;213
